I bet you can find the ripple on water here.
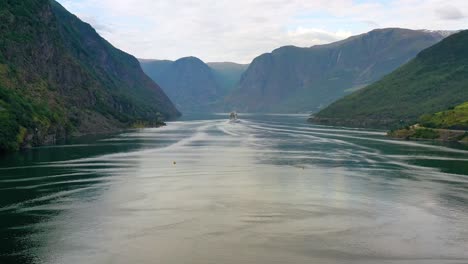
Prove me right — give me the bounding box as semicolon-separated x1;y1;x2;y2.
0;114;468;264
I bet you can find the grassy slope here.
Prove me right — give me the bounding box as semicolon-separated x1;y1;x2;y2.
420;102;468;130
314;30;468;129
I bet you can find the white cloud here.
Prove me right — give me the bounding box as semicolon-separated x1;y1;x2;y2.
287;27;353;46
58;0;468;63
436;5;465;20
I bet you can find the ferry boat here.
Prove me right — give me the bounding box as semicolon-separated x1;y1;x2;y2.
229;111;239;122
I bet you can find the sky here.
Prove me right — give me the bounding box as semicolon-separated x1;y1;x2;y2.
57;0;468;63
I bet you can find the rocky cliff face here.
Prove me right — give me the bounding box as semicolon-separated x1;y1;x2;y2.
0;0;179;152
226;28;449;113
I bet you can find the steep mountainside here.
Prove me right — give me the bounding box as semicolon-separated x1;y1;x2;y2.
0;0;179;152
207;62;249;94
140;58;248;112
139;59;173;81
226;28;449;113
312;30;468;129
140;57;220;112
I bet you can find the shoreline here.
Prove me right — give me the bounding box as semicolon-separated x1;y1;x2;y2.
308;117;468;143
16;122;168;152
387;126;468;143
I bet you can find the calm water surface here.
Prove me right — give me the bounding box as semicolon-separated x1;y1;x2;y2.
1;114;468;264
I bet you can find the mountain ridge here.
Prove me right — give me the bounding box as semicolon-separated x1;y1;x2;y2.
225;28;451;113
311;30;468;129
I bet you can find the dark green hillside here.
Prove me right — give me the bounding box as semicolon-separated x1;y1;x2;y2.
50;1;179;121
313;30;468;129
0;0;179;152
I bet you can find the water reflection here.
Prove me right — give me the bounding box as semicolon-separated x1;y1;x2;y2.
0;114;468;264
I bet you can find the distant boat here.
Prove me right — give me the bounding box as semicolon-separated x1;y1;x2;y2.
229;111;239;122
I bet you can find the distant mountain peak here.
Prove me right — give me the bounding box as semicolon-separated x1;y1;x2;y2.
418;29;459;38
175;56;205;64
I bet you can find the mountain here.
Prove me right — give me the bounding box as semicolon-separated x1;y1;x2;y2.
312;30;468;129
0;0;179;152
225;28;450;113
140;58;248;112
139;59;174;80
140;57;220;112
207;62;249;94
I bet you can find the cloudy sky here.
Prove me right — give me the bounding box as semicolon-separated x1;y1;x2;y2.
57;0;468;63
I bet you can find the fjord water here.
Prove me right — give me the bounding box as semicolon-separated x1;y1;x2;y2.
1;114;468;264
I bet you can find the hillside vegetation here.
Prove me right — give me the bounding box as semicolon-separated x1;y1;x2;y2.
420;102;468;130
313;30;468;129
0;0;179;152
